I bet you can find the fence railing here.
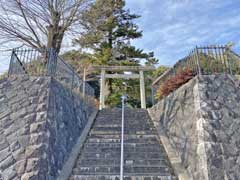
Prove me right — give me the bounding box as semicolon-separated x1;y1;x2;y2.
154;45;240;87
8;48;95;100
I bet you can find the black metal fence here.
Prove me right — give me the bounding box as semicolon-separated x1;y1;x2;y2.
8;48;95;98
154;45;240;86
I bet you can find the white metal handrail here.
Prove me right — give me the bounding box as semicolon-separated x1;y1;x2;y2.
120;95;127;180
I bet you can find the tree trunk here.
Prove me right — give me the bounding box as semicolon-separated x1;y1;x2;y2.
47;11;64;53
47;25;64;53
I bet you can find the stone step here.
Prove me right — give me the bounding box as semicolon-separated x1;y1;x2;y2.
84;142;164;149
88;134;158;140
95;116;151;120
93;124;155;130
96;115;150;118
70;175;177;180
75;164;170;170
86;137;160;143
96;113;149;117
89;129;157;134
70;109;176;179
77;151;169;160
97;115;150;118
99;111;148;115
95;119;151;123
77;159;169;167
99;112;149;115
87;136;158;144
78;158;169;163
91;126;154;131
70;175;176;180
72;166;171;175
89;122;155;131
82;146;165;153
93;122;153;126
80;152;168;160
98;113;149;116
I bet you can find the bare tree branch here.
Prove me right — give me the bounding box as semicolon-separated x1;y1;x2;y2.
0;0;93;53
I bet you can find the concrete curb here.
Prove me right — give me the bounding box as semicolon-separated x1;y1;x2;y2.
57;110;98;180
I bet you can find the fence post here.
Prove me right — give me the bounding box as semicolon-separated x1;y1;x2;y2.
8;49;15;77
225;46;233;75
173;67;176;75
71;69;74;90
83;68;86;97
47;48;57;76
47;48;52;76
195;46;202;75
151;86;155;105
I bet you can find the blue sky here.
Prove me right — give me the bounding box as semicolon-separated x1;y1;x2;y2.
0;0;240;74
126;0;240;66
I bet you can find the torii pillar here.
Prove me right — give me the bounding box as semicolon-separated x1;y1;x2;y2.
96;66;154;110
139;70;146;109
100;69;106;110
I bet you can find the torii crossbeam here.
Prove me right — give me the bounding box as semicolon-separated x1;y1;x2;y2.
91;66;155;110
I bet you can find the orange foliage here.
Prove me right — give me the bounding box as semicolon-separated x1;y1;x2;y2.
156;69;195;99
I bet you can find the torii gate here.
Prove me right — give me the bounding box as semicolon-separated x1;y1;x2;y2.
92;66;155;110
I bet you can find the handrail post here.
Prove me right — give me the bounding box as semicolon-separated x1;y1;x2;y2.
120;95;127;180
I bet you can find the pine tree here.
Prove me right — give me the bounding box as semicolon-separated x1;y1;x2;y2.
76;0;151;64
73;0;160;107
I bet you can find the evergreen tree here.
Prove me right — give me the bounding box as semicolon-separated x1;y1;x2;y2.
72;0;160;107
76;0;152;64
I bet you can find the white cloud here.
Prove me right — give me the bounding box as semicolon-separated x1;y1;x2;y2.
126;0;240;66
0;0;239;71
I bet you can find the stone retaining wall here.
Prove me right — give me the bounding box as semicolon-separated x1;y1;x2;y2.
148;75;240;180
0;76;96;179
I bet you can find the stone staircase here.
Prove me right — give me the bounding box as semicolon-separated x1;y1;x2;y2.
69;108;177;180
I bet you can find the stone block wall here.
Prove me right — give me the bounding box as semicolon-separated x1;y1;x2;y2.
148;75;240;180
0;76;96;179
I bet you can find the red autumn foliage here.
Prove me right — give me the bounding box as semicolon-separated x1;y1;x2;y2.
157;69;195;99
